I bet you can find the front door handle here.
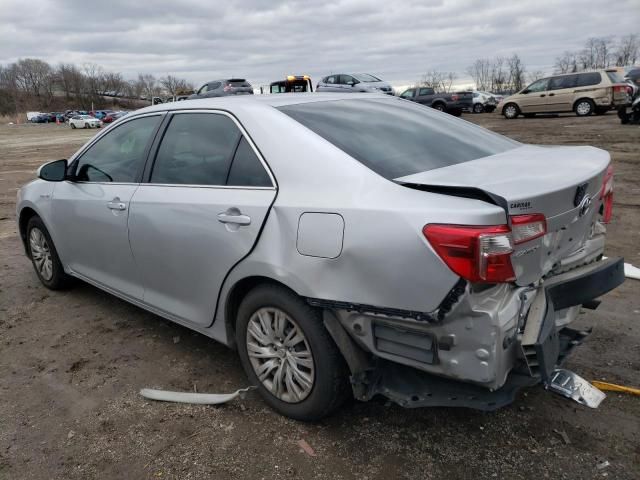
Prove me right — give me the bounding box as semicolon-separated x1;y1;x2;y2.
549;93;555;96
218;211;251;226
540;94;546;97
107;198;126;211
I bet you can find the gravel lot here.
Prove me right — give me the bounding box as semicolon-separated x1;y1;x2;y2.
1;114;639;480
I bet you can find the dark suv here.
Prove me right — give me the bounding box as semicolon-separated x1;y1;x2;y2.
189;79;253;99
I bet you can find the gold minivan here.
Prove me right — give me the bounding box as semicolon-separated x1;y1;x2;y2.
501;69;629;118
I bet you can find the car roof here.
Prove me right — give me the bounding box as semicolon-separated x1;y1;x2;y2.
136;92;394;115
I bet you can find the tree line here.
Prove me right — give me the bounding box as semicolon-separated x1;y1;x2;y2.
0;59;194;115
420;33;638;94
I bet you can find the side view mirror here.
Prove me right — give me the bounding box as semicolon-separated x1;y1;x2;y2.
347;81;356;86
38;159;68;182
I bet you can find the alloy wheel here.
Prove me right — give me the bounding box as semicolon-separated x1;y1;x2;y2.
29;227;53;281
576;101;592;116
246;307;315;403
504;105;517;118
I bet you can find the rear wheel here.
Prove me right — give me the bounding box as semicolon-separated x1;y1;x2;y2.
574;99;595;116
432;102;446;112
26;216;72;290
236;284;350;421
473;103;484;113
503;103;520;119
70;123;76;129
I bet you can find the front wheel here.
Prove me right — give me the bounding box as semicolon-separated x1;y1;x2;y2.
70;123;76;129
503;103;520;119
473;103;484;113
236;284;350;421
575;99;595;116
26;216;72;290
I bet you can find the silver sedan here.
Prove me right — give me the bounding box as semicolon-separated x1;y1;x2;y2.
16;93;624;420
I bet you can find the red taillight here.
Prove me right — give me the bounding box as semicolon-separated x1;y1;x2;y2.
510;214;547;244
613;85;628;93
423;224;516;283
600;164;614;223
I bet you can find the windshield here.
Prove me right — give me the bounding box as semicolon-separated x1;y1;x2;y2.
278;98;519;179
353;73;382;82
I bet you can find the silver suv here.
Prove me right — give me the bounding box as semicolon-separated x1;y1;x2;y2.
316;73;394;94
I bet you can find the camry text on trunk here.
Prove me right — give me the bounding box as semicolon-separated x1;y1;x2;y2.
17;93;624;420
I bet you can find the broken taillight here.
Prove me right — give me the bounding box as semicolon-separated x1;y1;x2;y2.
423;224;516;283
424;214;547;283
600;164;614;223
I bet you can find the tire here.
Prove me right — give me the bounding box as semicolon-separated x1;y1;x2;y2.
236;284;350;421
84;123;89;129
503;103;520;119
473;103;484;114
432;102;446;112
26;216;72;290
70;123;76;129
574;98;595;116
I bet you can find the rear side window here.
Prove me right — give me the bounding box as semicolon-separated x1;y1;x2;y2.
418;88;434;96
549;75;578;90
209;81;222;90
576;72;602;87
227;137;272;187
278;99;519;179
150;113;241;185
606;71;625;83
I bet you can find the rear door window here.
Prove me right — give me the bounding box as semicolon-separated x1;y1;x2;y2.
226;137;272;187
278;99;519;180
418;88;434;96
576;72;602;87
150;113;241;185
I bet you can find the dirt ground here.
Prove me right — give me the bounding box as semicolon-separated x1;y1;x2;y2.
1;114;639;480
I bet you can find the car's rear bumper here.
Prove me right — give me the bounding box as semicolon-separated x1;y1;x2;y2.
324;257;625;409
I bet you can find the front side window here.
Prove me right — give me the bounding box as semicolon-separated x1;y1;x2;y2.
325;76;336;84
210;81;222;90
525;78;549;93
576;72;602;87
198;84;208;94
339;75;356;85
150;113;241;186
278;99;519;180
74;115;161;182
400;89;415;99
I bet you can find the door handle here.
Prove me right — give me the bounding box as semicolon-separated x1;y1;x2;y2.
549;93;555;96
540;94;546;97
107;199;126;211
218;211;251;226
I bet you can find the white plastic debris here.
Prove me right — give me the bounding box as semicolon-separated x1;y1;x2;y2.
624;262;640;280
140;386;255;405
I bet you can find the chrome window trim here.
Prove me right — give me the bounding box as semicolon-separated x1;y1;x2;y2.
147;108;277;190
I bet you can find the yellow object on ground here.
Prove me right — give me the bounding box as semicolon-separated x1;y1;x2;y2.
591;381;640;396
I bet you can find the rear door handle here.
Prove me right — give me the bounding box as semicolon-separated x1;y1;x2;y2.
540;94;546;97
217;212;251;226
549;93;555;96
107;199;126;211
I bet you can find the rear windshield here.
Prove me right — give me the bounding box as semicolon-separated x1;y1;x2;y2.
606;71;625;83
277;99;519;179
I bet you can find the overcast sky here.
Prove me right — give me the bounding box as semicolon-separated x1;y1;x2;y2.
1;0;638;88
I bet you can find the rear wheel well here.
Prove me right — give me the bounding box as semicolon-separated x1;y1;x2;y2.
18;207;38;255
224;276;300;347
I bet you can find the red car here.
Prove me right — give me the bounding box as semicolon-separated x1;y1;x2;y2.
102;112;127;123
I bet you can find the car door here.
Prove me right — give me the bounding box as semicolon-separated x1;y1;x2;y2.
128;111;277;327
416;87;435;105
518;78;551;112
547;75;578;112
50;113;164;299
339;74;358;92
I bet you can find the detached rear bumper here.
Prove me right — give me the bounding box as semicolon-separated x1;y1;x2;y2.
324;257;625;410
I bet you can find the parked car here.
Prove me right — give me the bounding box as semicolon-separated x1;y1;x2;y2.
68;115;102;129
399;86;473;116
29;114;50;123
500;69;629;118
93;110;113;120
472;91;497;113
17;93;623;420
316;73;394;95
102;111;128;123
189;79;254;99
26;111;46;121
270;75;313;93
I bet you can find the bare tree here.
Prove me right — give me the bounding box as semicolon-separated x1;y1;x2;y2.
466;59;492;91
103;72;126;97
527;70;545;84
507;54;526;92
418;70;446;90
554;51;579;73
615;34;639;66
136;73;160;99
160;74;193;97
490;57;507;92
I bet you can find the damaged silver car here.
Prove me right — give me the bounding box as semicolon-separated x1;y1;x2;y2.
17;93;624;420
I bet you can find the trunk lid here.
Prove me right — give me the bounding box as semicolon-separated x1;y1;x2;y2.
396;145;610;285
